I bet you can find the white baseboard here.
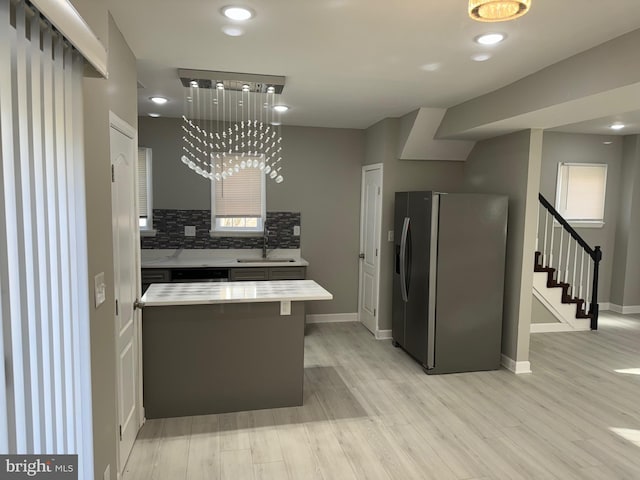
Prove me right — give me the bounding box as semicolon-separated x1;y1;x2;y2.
530;322;589;333
599;302;611;311
375;329;392;340
607;303;640;315
306;313;358;324
501;354;532;374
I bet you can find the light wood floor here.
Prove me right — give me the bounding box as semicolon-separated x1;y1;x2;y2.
123;312;640;480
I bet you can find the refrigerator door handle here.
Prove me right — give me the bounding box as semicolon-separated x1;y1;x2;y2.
427;194;439;370
399;217;410;302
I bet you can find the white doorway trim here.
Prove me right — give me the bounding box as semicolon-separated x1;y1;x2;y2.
109;112;143;476
358;163;383;336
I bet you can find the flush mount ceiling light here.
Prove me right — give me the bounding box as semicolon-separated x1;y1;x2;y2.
610;123;625;130
474;33;506;45
150;96;168;105
469;0;531;22
273;105;289;113
177;69;286;184
221;6;254;21
148;113;161;118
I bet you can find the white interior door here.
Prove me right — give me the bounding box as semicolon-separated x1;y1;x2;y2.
110;114;140;470
358;164;383;335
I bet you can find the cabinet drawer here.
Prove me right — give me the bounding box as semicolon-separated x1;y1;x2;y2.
141;269;171;283
269;267;306;280
229;268;269;281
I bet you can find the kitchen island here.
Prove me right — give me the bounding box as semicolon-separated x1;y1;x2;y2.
140;280;332;419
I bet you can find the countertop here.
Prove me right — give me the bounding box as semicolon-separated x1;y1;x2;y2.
140;280;332;306
141;249;309;268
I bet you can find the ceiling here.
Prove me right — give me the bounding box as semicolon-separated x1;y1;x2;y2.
106;0;640;133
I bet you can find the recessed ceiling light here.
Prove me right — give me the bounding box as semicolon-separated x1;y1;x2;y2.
610;123;625;130
475;33;505;45
190;80;199;88
222;26;244;36
148;113;160;118
603;141;613;145
273;105;289;113
221;6;254;21
150;96;168;105
471;53;492;62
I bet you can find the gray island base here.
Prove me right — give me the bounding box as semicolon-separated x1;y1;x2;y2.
140;281;332;419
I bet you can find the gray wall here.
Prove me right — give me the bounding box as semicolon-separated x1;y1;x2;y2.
364;118;466;331
463;130;543;363
139;117;364;315
539;132;623;304
139;117;210;209
611;135;640;306
71;2;137;478
530;295;560;324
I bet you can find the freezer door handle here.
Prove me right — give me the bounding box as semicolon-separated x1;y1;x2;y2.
399;217;410;302
426;194;439;370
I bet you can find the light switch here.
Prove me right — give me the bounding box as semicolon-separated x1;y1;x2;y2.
293;225;301;236
185;225;196;237
388;230;394;242
94;272;106;308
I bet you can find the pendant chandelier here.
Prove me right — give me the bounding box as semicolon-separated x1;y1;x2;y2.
469;0;531;22
178;69;286;183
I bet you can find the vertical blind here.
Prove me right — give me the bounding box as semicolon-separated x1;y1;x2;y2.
214;157;263;218
0;1;93;478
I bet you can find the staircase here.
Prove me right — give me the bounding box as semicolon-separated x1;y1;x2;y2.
533;194;602;332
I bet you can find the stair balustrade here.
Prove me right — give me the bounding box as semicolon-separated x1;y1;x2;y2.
536;194;602;329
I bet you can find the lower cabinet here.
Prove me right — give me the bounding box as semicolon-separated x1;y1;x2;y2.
229;268;269;281
229;266;307;281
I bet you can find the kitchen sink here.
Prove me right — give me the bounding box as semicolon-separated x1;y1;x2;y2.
236;258;296;263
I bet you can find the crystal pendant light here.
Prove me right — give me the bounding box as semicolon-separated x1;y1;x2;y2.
179;71;285;184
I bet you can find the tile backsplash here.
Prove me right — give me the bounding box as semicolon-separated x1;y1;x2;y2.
141;210;301;249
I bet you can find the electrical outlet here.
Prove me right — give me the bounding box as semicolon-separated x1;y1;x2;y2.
293;225;301;236
388;230;394;242
280;300;291;315
94;272;106;308
185;225;196;237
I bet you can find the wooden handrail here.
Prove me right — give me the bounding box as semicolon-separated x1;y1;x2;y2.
538;194;598;260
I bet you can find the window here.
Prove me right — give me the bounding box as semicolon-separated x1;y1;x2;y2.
555;163;607;227
138;147;154;233
211;156;266;235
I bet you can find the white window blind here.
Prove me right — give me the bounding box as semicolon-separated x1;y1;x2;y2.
137;147;152;229
556;163;607;223
211;156;265;233
0;1;93;478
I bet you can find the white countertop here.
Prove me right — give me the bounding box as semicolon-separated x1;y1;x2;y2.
141;249;309;268
141;280;332;306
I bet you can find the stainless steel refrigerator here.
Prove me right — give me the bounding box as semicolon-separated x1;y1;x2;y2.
392;191;508;374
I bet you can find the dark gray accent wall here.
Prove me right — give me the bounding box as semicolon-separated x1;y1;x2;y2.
539;132;623;304
463;130;543;363
611;135;640;306
139;118;364;315
72;5;137;479
364;118;466;331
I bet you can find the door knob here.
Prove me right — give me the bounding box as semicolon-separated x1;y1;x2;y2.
359;253;365;259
